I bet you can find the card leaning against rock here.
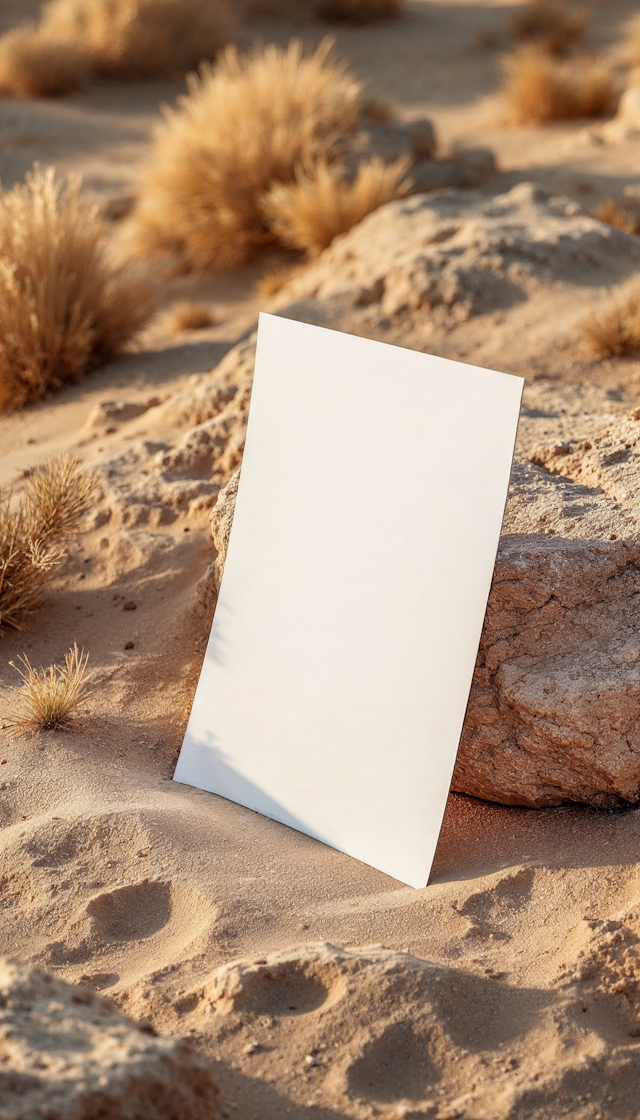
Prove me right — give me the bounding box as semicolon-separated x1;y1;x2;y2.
174;314;523;887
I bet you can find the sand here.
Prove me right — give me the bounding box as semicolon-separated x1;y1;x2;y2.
4;1;640;1117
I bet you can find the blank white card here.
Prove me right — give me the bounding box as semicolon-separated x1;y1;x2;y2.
174;314;523;887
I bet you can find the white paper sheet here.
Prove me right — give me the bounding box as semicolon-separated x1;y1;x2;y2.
174;314;523;887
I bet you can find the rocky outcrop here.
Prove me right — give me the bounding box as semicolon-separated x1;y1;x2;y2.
0;957;220;1120
208;407;640;808
273;181;640;344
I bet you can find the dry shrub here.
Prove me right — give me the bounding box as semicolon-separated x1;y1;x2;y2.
257;263;304;297
134;39;363;270
0;165;151;411
501;45;618;123
579;281;640;358
41;0;234;79
261;155;410;256
0;23;90;97
169;300;215;331
6;643;89;732
0;455;96;632
315;0;405;23
591;198;640;235
508;1;586;55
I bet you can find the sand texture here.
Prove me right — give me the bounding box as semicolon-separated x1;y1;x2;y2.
5;1;640;1117
0;957;221;1120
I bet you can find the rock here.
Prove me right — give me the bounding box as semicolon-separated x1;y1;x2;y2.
275;181;640;337
207;399;640;808
405;149;497;195
209;469;240;592
0;957;221;1120
85;399;158;431
344;118;438;169
598;87;640;142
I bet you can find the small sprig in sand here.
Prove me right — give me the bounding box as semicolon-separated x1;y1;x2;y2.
6;643;90;733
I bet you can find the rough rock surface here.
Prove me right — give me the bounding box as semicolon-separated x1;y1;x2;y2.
209;469;240;592
272;181;640;348
92;338;253;529
208;402;640;808
193;939;640;1120
0;957;220;1120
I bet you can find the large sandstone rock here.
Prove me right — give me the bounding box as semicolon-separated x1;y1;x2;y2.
0;957;220;1120
208;406;640;808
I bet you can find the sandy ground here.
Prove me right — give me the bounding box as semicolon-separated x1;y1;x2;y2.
5;2;640;1118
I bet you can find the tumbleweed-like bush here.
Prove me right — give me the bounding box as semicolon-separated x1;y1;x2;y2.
134;39;364;270
579;280;640;358
500;44;617;124
169;300;216;331
7;643;90;732
591;198;640;235
0;23;91;97
0;455;96;633
315;0;405;23
262;155;410;256
507;0;586;55
0;165;151;411
41;0;234;79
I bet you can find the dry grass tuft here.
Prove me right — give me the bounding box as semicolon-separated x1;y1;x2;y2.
6;643;90;733
257;263;304;297
41;0;234;79
315;0;405;23
134;39;364;270
0;165;151;411
169;300;215;331
0;23;91;97
591;198;640;235
507;1;586;56
0;455;96;633
579;281;640;358
500;44;618;124
261;155;410;256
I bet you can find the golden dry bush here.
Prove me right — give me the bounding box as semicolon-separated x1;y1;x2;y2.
0;165;151;411
500;45;618;124
0;455;96;632
507;0;586;55
261;155;410;256
315;0;405;23
591;198;640;235
579;281;640;358
169;300;215;331
0;23;91;97
42;0;234;79
257;263;303;297
134;39;364;270
6;643;90;733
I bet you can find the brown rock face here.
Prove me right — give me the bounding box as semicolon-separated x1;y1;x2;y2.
457;535;640;807
209;408;640;808
0;958;221;1120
